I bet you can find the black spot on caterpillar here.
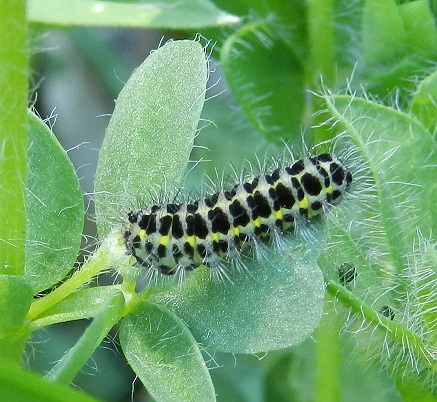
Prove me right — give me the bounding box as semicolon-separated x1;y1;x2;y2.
122;153;352;275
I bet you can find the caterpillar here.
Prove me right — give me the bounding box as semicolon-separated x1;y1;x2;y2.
122;153;352;276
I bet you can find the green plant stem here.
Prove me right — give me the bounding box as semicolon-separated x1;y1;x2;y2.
315;295;341;402
325;278;436;371
45;291;125;385
307;0;335;85
0;1;28;276
26;240;117;321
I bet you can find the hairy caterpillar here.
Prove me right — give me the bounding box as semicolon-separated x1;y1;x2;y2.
122;153;352;275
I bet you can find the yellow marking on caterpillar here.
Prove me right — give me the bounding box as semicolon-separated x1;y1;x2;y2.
233;226;240;236
325;185;333;194
253;217;261;228
160;235;170;246
299;198;308;209
275;210;283;220
187;236;195;247
213;232;220;242
139;229;146;240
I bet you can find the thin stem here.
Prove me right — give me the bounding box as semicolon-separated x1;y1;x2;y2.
27;234;127;321
325;278;435;370
45;291;125;385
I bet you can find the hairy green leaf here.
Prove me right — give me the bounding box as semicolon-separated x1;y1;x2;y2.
120;301;215;402
95;39;208;237
26;111;84;292
154;236;325;354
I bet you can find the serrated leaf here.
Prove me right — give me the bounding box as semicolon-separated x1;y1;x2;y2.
120;301;215;402
26;111;84;293
95;39;208;237
153;236;325;354
221;23;304;143
28;0;240;28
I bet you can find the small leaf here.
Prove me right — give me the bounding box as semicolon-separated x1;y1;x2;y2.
120;301;215;402
26;111;84;293
153;236;325;354
28;0;240;28
95;39;208;237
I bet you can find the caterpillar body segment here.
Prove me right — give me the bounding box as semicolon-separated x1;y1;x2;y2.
122;153;352;275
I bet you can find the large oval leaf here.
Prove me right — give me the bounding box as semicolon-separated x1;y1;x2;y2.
153;236;325;354
26;111;84;292
120;301;215;402
95;39;208;237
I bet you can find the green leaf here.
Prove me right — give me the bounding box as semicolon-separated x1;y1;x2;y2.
325;95;437;248
0;275;32;338
45;290;124;384
0;1;27;275
405;235;437;347
28;0;240;28
0;357;100;402
153;236;325;354
221;23;305;144
320;95;437;386
411;68;437;133
32;285;122;329
120;301;215;402
26;111;84;293
362;0;407;70
208;353;264;402
319;93;437;324
398;0;437;60
95;39;208;237
362;0;437;94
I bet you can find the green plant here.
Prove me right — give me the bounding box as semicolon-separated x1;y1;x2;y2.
2;1;437;401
